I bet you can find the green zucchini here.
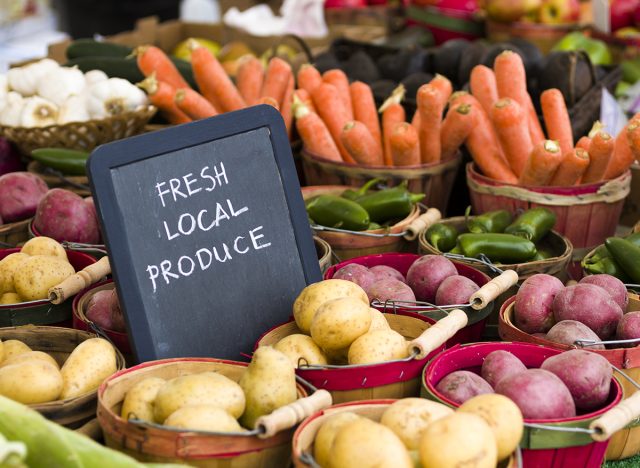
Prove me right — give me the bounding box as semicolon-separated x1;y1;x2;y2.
66;39;133;60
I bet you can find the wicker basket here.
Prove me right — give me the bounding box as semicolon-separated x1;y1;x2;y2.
314;236;332;273
485;19;577;53
0;325;125;430
0;218;31;247
27;161;90;197
0;105;157;155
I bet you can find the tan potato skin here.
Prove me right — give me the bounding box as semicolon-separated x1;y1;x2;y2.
273;334;328;367
1;351;59;369
21;237;68;261
13;255;75;301
2;340;32;361
310;297;371;351
164;405;245;432
0;253;30;295
314;413;361;467
120;377;166;422
348;329;409;365
0;360;63;404
60;338;117;400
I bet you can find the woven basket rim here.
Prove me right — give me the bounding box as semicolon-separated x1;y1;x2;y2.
0;217;32;234
73;280;127;338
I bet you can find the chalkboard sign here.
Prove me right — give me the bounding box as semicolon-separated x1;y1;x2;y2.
88;105;321;362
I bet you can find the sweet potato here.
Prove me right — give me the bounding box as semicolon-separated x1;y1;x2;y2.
553;284;623;339
580;274;629;312
406;255;457;302
496;369;576;420
616;312;640;347
33;188;100;244
366;278;416;304
0;172;48;223
435;275;480;306
546;320;604;350
369;265;405;283
541;350;612;411
481;350;527;388
333;264;376;291
514;274;564;334
435;370;493;405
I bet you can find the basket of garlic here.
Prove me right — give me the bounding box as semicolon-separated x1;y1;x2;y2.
0;59;156;154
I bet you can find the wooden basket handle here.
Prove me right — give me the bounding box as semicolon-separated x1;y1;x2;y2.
469;270;518;310
590;391;640;441
255;389;333;439
48;256;111;304
403;208;441;241
407;309;468;360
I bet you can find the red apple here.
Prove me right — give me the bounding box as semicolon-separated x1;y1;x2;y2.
610;0;640;32
539;0;580;24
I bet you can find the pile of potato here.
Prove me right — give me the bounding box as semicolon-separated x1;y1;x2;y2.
120;346;297;432
276;279;411;367
312;394;523;468
0;337;117;404
0;237;75;304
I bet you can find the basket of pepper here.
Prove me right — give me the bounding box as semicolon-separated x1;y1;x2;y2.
582;233;640;284
303;180;441;261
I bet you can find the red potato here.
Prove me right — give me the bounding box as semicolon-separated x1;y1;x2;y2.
366;278;416;304
333;264;376;292
579;274;629;312
436;370;494;405
369;265;405;283
0;172;48;223
496;369;576;420
109;289;126;332
546;320;604;350
33;189;100;244
514;274;564;334
84;197;102;243
541;350;612;411
616;312;640;347
553;284;623;339
406;255;457;303
481;350;527;388
86;290;117;331
435;275;479;306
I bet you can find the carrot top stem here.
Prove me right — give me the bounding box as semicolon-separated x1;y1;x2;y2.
545;140;560;153
136;72;158;94
378;85;406;113
588;121;605;139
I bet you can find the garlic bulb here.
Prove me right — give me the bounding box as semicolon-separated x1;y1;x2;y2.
21;96;58;128
0;92;25;126
7;59;59;97
37;66;86;107
0;75;7;114
84;70;108;86
57;94;90;125
87;78;148;119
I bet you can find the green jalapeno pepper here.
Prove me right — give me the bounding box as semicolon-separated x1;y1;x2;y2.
367;222;382;230
605;237;640;283
458;233;537;263
504;208;556;243
582;256;631;281
467;210;512;234
425;223;459;252
306;195;370;231
532;249;553;261
341;178;382;201
356;182;425;223
449;245;463;255
30;148;90;176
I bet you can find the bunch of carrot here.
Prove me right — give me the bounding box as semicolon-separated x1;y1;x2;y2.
133;42;295;134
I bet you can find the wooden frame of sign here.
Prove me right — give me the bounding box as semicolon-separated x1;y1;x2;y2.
88;105;321;363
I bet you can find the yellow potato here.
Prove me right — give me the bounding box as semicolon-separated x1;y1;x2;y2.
120;377;166;422
310;297;371;351
348;329;408;365
60;338;117;399
13;255;75;301
21;236;68;261
331;418;413;468
0;351;59;369
2;340;31;361
0;360;63;404
293;279;368;333
368;308;390;332
164;405;244;432
0;293;21;305
380;398;454;450
314;412;361;467
273;334;328;367
0;253;29;295
0;340;3;362
419;413;497;468
154;372;245;423
459;394;524;460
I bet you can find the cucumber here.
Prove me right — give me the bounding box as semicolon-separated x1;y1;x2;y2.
31;148;90;176
66;39;133;60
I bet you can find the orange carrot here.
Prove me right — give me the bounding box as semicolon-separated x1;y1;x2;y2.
281;75;294;138
350;81;382;158
440;103;475;160
135;45;190;90
293;95;341;162
541;88;573;156
137;73;191;125
494;51;545;144
449;91;476;108
297;64;323;95
576;136;591;151
417;84;446;164
258;96;279;110
604;125;635;179
323;69;353;120
174;88;218;120
390;122;420;166
341;121;384;166
518;140;564;186
379;85;406;166
465;102;518;184
549;148;590;186
429;74;453;104
628;120;640;162
261;57;292;108
470;65;498;116
190;43;245;112
491;98;532;177
294;89;315;113
236;55;264;106
312;83;354;163
583;128;614;184
411;110;420;128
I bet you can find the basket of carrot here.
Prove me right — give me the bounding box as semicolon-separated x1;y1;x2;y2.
453;50;636;251
294;65;462;214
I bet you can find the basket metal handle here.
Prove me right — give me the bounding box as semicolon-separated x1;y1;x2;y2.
469;270;518;310
407;309;468;359
48;256;111;304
